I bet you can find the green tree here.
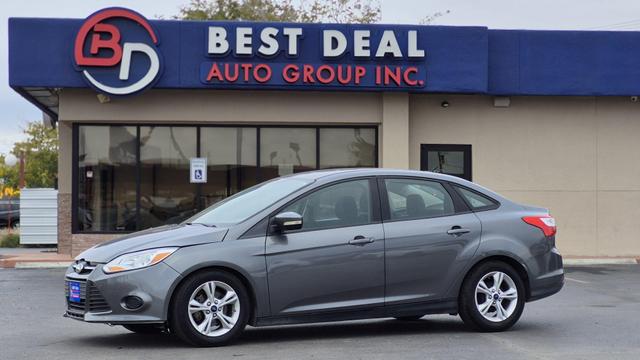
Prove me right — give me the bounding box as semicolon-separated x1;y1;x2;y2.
9;122;58;188
177;0;381;23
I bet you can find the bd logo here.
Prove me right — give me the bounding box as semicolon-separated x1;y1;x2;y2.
73;8;161;96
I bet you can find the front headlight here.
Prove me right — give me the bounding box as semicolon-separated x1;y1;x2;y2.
103;247;178;274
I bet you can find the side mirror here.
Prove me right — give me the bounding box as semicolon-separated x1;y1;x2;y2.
271;212;303;233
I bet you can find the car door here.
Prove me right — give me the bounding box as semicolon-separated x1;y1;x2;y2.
265;178;385;316
380;177;481;304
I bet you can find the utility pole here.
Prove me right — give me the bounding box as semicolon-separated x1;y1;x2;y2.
2;154;19;234
18;151;25;189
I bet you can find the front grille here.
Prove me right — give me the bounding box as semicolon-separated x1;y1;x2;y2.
87;283;110;312
65;278;112;318
64;279;87;316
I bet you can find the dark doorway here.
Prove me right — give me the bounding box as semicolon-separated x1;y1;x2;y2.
420;144;472;181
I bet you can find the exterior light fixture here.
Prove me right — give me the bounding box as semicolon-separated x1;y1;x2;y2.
4;154;17;167
97;93;111;104
494;96;511;108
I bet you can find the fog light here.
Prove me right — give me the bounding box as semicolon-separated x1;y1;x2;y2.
122;295;144;310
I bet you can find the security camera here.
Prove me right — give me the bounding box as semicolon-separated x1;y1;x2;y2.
631;96;638;102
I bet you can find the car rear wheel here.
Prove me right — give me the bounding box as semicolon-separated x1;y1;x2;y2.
122;324;165;334
458;261;525;332
169;270;250;347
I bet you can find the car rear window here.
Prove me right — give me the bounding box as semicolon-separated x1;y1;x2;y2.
453;186;498;211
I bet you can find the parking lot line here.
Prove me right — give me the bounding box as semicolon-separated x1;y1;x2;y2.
564;277;590;284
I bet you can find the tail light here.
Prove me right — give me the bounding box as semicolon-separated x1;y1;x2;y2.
522;215;556;237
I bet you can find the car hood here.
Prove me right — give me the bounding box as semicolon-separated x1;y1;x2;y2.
75;224;229;263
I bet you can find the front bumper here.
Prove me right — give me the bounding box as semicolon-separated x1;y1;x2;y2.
64;262;182;324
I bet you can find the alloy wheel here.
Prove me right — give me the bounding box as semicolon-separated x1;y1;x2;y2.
188;281;240;337
474;271;518;322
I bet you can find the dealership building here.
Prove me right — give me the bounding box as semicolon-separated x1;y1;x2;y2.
8;8;640;257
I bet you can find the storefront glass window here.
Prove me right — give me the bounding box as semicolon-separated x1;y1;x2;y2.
139;126;198;228
77;126;137;232
260;128;316;180
200;127;258;207
75;125;376;233
319;128;376;168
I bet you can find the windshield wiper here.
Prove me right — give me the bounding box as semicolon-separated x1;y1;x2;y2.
184;222;217;228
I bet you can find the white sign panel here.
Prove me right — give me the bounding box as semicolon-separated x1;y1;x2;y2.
278;163;294;177
190;158;207;183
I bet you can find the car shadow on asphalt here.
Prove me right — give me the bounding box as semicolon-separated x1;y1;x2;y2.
69;317;541;348
239;318;468;344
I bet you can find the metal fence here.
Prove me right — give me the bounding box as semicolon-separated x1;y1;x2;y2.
19;188;58;245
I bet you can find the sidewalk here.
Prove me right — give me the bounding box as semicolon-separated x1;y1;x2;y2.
0;248;73;269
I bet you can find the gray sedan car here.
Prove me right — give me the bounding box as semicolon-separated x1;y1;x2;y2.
65;169;563;346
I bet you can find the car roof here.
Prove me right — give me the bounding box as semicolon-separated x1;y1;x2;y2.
289;168;461;182
286;168;510;203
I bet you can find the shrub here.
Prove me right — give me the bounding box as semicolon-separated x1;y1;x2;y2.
0;233;20;248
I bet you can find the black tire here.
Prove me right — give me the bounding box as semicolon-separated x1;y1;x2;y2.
122;324;165;334
394;315;425;321
169;270;250;347
458;261;525;332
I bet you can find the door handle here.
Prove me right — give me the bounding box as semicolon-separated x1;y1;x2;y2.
447;226;471;236
349;236;375;246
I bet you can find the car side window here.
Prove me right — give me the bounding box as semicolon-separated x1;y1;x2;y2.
385;178;455;220
281;179;372;231
454;186;498;210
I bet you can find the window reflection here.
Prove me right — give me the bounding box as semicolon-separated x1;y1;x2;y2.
282;179;372;230
427;151;464;175
260;128;316;181
78;126;137;231
320;128;376;168
201;127;258;207
139;126;197;228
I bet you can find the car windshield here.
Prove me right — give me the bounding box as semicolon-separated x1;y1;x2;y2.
185;177;314;226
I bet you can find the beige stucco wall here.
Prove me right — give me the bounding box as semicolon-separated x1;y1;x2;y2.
57;89;640;257
59;89;383;124
410;95;640;257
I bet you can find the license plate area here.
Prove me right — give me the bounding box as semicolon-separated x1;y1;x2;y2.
68;281;82;303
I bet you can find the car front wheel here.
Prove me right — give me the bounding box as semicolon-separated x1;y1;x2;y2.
169;270;250;346
458;261;525;332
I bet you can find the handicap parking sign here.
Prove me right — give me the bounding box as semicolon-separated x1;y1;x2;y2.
190;158;207;183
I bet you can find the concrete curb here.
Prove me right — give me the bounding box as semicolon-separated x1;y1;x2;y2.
13;261;72;269
564;258;639;266
0;256;73;269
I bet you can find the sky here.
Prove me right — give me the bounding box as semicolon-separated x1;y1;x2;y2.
3;0;640;154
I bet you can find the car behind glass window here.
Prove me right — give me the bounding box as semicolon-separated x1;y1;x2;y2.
282;179;372;231
385;178;454;220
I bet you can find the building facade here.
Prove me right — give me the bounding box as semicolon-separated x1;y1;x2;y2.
9;8;640;257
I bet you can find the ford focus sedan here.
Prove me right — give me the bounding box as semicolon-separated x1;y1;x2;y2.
64;169;564;346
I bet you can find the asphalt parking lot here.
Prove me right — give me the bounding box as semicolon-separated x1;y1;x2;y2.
0;265;639;360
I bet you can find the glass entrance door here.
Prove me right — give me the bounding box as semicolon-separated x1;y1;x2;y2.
420;144;472;181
